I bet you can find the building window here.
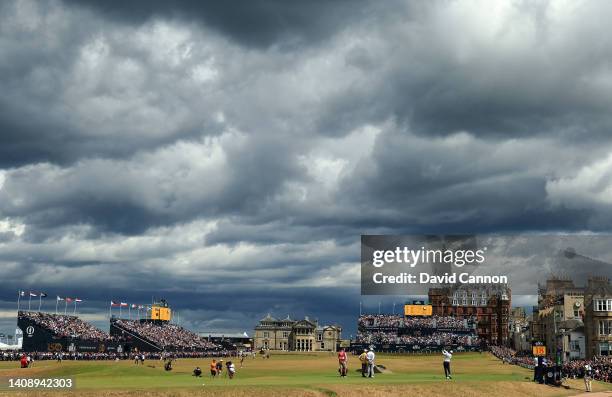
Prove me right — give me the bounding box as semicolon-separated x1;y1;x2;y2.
321;342;325;349
471;299;477;306
283;331;289;338
452;299;458;306
317;333;322;341
481;298;487;305
462;298;467;305
263;332;269;338
594;299;612;311
573;309;580;318
599;320;612;335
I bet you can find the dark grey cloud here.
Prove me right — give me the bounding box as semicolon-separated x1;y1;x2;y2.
63;0;377;49
2;0;612;338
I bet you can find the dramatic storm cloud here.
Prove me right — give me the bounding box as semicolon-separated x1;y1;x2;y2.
2;0;612;336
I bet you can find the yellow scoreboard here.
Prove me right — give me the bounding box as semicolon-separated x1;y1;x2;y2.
532;345;546;357
150;306;172;321
404;304;433;316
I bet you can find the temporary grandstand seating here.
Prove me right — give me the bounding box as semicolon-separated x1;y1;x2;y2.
356;314;479;348
18;311;112;341
110;319;218;351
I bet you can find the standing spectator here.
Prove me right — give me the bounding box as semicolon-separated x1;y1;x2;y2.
359;349;368;378
210;359;217;378
584;363;593;392
366;349;376;378
228;361;236;379
337;348;347;377
216;359;224;376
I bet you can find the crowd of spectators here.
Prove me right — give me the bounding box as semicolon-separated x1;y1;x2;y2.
358;314;475;330
490;346;535;369
563;356;612;383
113;319;218;351
0;350;243;361
356;331;479;346
357;313;478;349
491;345;612;384
18;311;113;341
358;315;404;328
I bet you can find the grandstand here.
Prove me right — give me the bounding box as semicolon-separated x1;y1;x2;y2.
353;313;481;353
17;309;220;354
110;319;218;352
18;311;121;353
19;311;113;341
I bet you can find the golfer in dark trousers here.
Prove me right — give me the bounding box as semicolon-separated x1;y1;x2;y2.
442;349;453;379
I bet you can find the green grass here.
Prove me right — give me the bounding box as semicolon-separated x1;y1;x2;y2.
0;353;610;396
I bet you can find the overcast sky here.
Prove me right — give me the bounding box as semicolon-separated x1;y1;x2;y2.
2;0;612;338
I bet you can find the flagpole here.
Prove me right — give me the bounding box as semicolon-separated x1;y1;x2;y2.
64;300;67;315
56;298;59;315
109;303;112;319
128;305;131;320
28;293;31;311
73;300;76;315
119;305;122;319
17;291;21;312
38;295;42;311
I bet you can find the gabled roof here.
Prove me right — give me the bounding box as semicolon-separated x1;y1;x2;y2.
260;313;277;322
294;319;316;327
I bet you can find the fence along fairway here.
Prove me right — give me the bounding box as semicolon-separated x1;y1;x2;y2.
2;353;612;396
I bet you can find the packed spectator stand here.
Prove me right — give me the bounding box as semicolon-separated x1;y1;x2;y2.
18;311;114;341
112;319;218;351
358;314;475;331
16;310;222;354
356;314;480;349
356;331;478;346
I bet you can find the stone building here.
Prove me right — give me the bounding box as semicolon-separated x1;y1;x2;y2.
428;284;511;345
509;307;531;352
253;314;341;352
584;277;612;358
534;278;585;362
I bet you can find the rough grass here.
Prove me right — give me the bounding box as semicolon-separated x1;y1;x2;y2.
0;352;610;396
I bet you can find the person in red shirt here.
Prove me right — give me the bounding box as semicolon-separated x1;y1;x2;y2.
337;348;348;377
20;354;28;368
